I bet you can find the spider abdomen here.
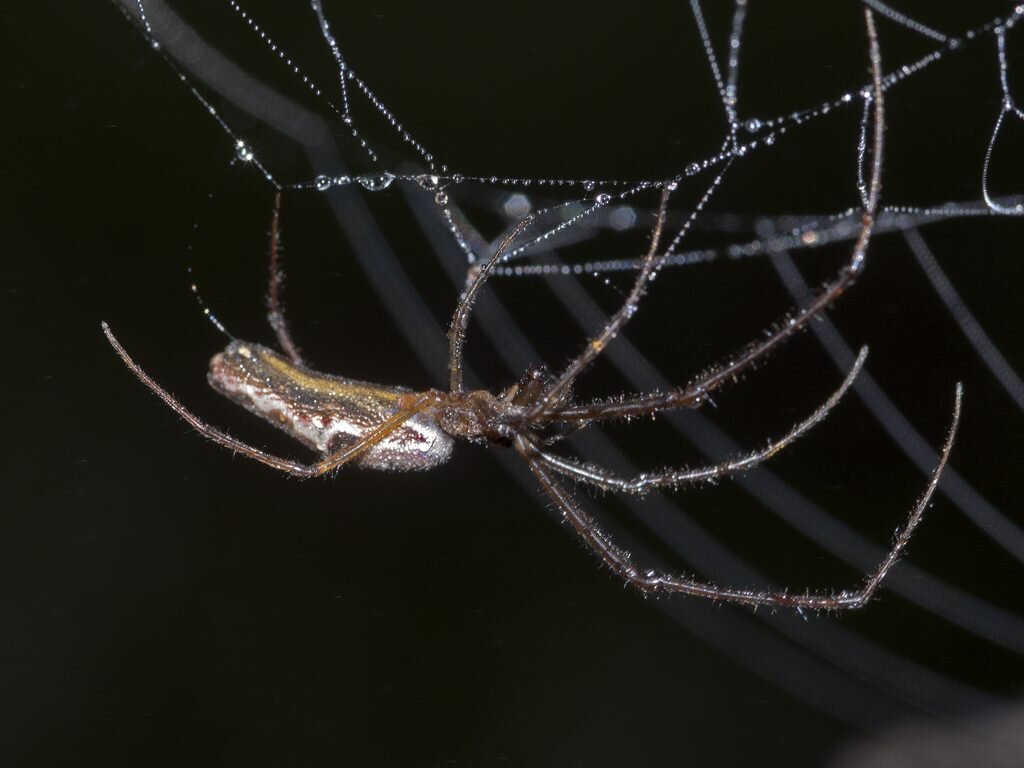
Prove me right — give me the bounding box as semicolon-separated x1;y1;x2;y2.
208;340;453;471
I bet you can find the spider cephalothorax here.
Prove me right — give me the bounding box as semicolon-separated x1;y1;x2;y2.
437;365;574;447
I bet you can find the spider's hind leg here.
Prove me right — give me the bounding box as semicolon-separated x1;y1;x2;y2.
266;190;304;365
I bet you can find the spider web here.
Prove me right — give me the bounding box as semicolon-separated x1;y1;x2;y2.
113;0;1024;738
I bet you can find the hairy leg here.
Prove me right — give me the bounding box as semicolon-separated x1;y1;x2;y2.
536;347;866;493
519;382;959;609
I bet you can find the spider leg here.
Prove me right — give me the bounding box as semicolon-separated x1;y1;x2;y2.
102;322;433;478
447;214;535;393
518;381;960;610
549;340;872;427
536;346;867;494
542;389;704;424
525;184;672;420
540;227;874;424
266;190;304;365
546;272;872;424
528;8;886;424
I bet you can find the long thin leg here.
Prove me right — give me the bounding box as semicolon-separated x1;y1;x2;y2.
267;191;304;364
542;389;705;424
518;382;961;609
102;323;434;478
448;214;535;393
528;8;886;425
542;265;870;424
537;346;867;494
525;184;672;419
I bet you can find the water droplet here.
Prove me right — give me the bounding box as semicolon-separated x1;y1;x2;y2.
235;140;254;162
595;193;612;205
434;191;448;205
357;172;395;191
416;174;442;190
665;180;678;191
744;118;762;133
582;180;596;192
685;162;700;176
342;115;353;125
315;175;332;191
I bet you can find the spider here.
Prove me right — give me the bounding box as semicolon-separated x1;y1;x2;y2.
102;8;960;611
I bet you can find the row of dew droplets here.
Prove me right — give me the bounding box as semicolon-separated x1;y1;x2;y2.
223;0;707;198
984;11;1024;215
225;0;1018;192
140;0;1024;281
225;0;440;172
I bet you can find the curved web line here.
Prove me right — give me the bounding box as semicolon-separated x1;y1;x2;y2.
904;227;1024;412
983;27;1024;215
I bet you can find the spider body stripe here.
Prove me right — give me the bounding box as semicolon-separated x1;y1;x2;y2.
209;340;453;471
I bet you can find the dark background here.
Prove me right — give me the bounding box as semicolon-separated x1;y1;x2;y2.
5;1;1024;766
